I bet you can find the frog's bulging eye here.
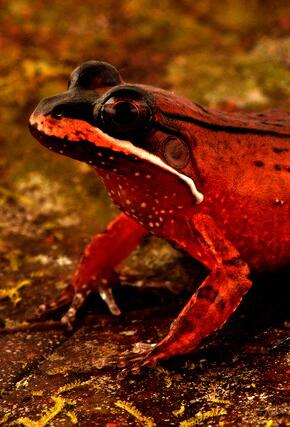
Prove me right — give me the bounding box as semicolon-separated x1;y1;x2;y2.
102;99;141;126
163;136;189;169
96;96;152;137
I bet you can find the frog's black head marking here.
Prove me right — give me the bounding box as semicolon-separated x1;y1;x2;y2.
31;72;154;144
69;60;122;90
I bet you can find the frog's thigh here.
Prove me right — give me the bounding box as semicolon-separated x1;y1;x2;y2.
144;213;252;364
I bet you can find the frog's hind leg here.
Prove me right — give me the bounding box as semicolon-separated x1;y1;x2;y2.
36;213;147;329
121;213;252;368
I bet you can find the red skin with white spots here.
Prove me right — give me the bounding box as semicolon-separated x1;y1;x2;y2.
29;61;290;367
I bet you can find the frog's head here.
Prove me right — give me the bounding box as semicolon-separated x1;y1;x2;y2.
29;61;204;215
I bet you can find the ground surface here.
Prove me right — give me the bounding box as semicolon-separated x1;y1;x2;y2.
0;1;289;425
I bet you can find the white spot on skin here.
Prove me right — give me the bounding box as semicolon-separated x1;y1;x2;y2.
155;222;160;227
146;174;152;179
125;200;131;205
149;222;154;227
134;172;140;176
141;202;147;208
274;198;285;206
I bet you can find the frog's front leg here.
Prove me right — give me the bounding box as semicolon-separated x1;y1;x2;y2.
128;213;252;367
37;213;147;328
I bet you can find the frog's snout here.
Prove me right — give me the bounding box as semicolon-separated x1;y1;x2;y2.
30;93;66;124
29;99;45;129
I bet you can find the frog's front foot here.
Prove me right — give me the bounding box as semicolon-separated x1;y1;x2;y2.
36;284;75;318
61;279;121;330
36;277;121;330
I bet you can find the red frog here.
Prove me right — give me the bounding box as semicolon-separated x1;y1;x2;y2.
29;61;290;367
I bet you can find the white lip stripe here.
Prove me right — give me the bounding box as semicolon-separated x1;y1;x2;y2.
31;116;204;204
107;134;204;204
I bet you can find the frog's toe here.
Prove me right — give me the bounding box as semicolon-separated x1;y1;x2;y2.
117;342;157;371
59;288;93;330
36;284;75;317
98;285;121;316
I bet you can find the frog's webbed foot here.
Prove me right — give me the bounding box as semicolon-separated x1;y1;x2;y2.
91;342;157;375
108;342;158;376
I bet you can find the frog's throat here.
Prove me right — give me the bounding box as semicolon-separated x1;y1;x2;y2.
30;115;204;204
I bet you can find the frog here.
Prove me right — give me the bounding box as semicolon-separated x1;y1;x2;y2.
29;60;290;367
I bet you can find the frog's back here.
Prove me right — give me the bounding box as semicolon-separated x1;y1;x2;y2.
200;108;290;137
142;84;290;137
188;107;290;273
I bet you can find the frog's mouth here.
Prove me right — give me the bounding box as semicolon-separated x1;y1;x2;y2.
29;114;204;205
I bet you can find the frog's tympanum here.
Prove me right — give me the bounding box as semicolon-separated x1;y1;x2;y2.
29;61;290;367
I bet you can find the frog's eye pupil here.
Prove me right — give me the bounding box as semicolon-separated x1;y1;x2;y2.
108;100;139;125
98;96;151;136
